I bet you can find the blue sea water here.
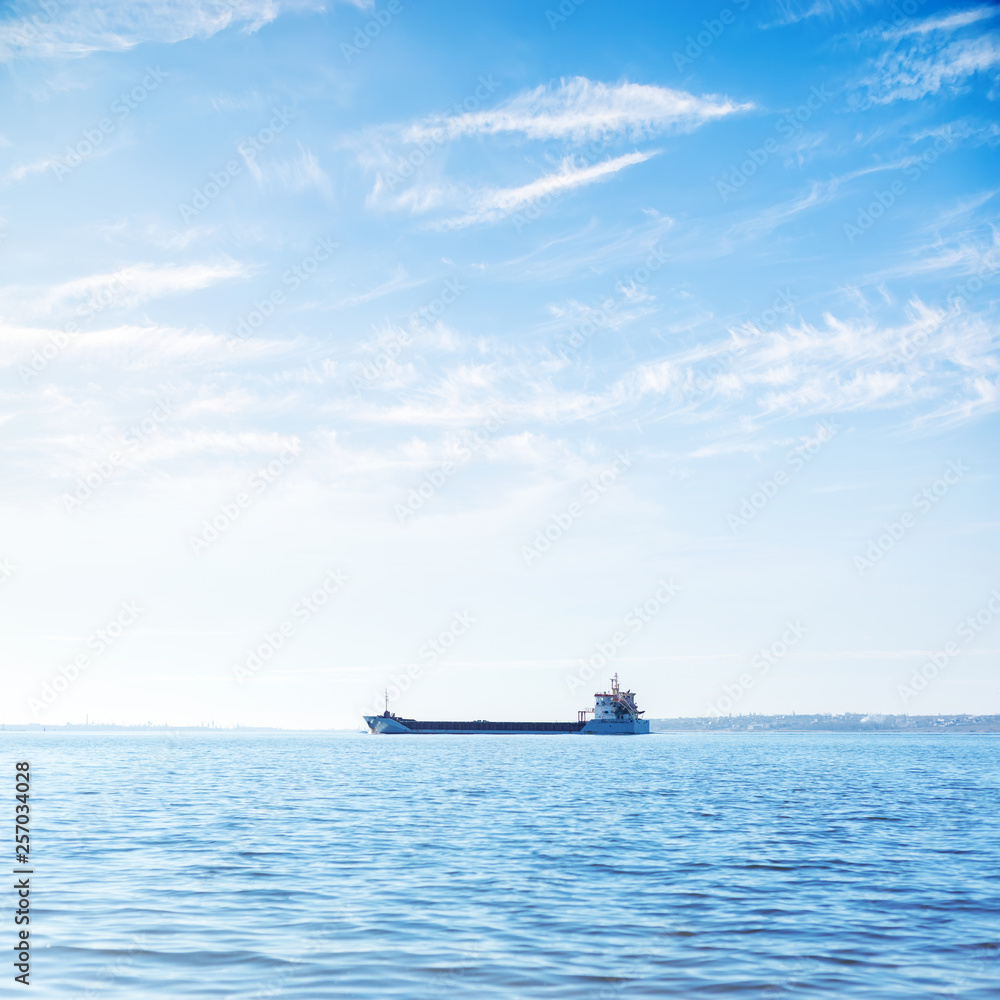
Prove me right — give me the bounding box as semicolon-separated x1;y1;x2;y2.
3;731;999;998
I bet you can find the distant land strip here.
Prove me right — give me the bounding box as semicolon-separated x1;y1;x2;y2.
649;714;1000;733
2;715;1000;733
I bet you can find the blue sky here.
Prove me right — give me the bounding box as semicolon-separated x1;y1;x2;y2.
1;0;998;727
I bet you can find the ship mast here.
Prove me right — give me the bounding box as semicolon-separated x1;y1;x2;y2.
610;672;641;721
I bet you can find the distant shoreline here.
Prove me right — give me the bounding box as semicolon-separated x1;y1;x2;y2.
0;725;361;734
648;713;1000;734
2;714;999;734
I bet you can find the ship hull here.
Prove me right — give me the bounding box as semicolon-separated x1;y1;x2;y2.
364;715;414;734
363;716;585;734
580;718;650;735
363;716;647;734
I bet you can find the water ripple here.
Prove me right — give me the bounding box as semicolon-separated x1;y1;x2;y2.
4;732;998;998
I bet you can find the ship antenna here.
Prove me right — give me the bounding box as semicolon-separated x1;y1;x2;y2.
384;688;388;713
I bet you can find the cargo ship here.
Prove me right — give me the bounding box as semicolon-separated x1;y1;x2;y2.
363;673;650;735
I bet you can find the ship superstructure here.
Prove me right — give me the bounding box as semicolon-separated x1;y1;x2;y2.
363;674;649;735
578;674;650;735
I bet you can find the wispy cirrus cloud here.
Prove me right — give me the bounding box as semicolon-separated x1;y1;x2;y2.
309;291;1000;438
882;6;997;39
3;155;64;184
362;77;747;227
0;261;247;321
626;298;1000;430
0;0;372;61
337;266;423;306
439;151;657;229
405;77;751;144
49;261;246;308
0;0;297;60
725;158;922;242
243;142;333;197
862;8;1000;104
763;0;878;29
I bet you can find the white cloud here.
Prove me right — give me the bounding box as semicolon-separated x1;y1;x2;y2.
0;321;228;369
918;373;1000;429
244;142;333;197
0;261;250;337
0;261;248;321
726;158;940;242
3;155;64;184
405;77;751;144
0;0;309;60
337;267;422;306
50;428;299;480
763;0;836;28
883;7;998;39
59;261;245;303
878;34;1000;103
439;151;657;229
727;182;831;242
624;298;1000;430
864;9;1000;104
362;78;733;225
